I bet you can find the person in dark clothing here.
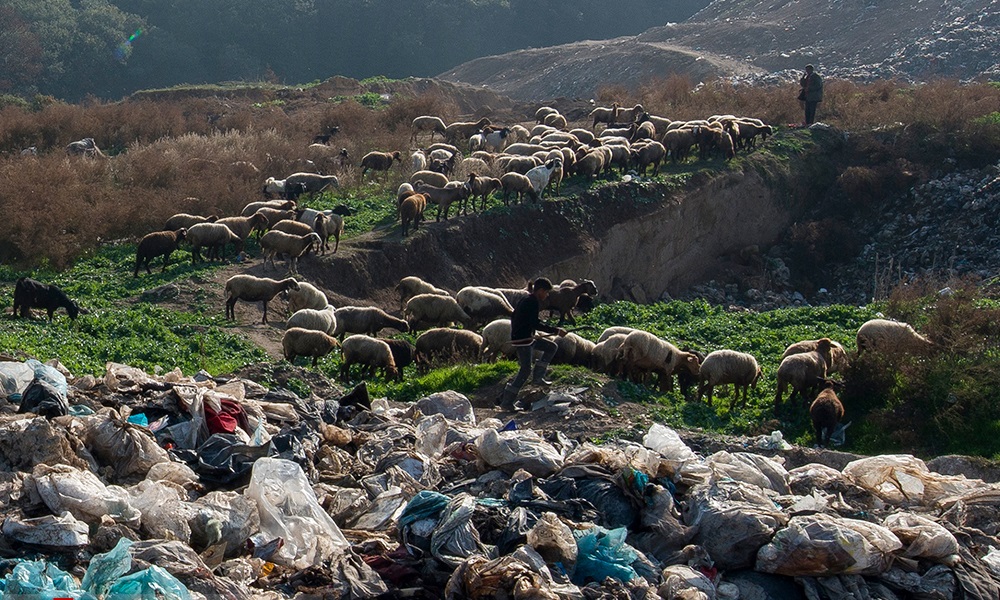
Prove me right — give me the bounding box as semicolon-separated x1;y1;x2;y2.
799;64;823;125
498;278;567;408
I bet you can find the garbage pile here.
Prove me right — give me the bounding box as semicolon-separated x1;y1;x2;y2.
1;358;1000;599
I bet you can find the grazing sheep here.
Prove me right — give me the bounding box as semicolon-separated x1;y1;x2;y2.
811;380;845;448
631;121;657;142
224;275;299;324
216;213;269;245
414;328;484;370
781;339;849;374
241;199;296;217
333;306;409;339
774;339;834;407
637;113;673;135
397;182;416;205
187;222;242;263
272;218;315;239
429;152;459;176
286;305;337;335
592;333;628;375
597;326;638;343
361;151;402;179
384;338;415;381
553;333;596;367
543;279;598;325
481;318;515;361
601;123;639;139
677;347;706;399
542;113;568;129
498;155;541;175
535;106;559;123
282;327;339;367
134;229;186;277
260;231;321;273
467;174;502;212
856;319;933;356
482;127;511;152
619;330;701;392
662;128;698;163
590;103;621;129
285;172;340;194
411;116;448;144
396;276;450;310
735;121;773;150
445;117;491;144
525;158;562;199
410;170;450;188
631;141;667;176
164;213;218;231
340;335;398;381
456;286;514;328
696;350;763;408
286;281;328;314
572;149;606;179
411;150;428;173
399;193;427;237
65;137;105;158
500;172;537;205
491;287;531;308
414;181;470;222
404;293;473;330
254;207;298;230
12;278;81;322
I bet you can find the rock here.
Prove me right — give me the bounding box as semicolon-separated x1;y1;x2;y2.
139;283;180;303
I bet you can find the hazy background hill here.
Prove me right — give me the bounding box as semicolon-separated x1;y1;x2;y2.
0;0;706;102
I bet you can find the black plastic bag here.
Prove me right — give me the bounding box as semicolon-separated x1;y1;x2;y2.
18;378;69;418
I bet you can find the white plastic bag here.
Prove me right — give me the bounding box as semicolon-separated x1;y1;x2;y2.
0;361;34;398
843;454;983;506
246;458;348;568
129;479;192;543
31;464;141;526
707;451;790;494
882;512;959;562
756;513;902;576
475;428;563;477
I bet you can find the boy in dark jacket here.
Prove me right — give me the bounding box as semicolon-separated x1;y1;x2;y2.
800;64;823;125
498;278;566;408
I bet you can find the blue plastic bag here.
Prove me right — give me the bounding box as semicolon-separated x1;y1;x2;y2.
82;538;133;597
572;526;639;585
0;559;93;599
398;490;450;529
27;359;68;399
106;566;190;600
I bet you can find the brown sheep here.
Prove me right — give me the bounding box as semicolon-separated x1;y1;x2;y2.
500;172;537;205
445;117;491;144
810;380;845;448
360;151;402;179
414;181;471;221
662;128;698;163
543;279;598;325
774;339;834;407
573;149;606;178
411;116;447;144
216;213;269;244
410;170;450;188
399;193;427;236
631;141;667;176
134;229;186;276
468;173;502;212
163;213;217;231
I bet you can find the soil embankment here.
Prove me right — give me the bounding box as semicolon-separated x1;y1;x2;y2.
299;129;844;307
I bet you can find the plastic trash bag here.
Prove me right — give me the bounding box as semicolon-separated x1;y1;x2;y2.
444;545;581;600
526;512;577;579
430;493;494;568
84;409;170;481
246;457;349;568
756;513;902;576
658;565;717;600
843;454;983;507
1;511;89;548
417;391;476;425
0;559;87;599
82;537;133;597
188;491;259;555
27;359;68;398
128;479;192;543
145;461;200;488
349;487;408;531
32;463;141;526
707;451;790;495
684;479;787;570
0;361;33;399
572;525;638;585
476;428;563;477
415;413;449;458
106;565;190;600
18;378;69;418
882;512;959;562
104;361;158;393
643;423;711;484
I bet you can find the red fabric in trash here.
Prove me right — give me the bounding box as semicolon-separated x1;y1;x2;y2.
205;398;250;434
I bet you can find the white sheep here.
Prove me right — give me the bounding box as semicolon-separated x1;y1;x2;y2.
282;327;339;367
285;281;328;314
404;293;473;330
163;213;218;231
260;230;321;273
592;333;628;375
468;134;486;153
774;339;834;407
492;287;530;308
410;170;450;188
340;334;398;381
535;106;559;123
481;318;514;361
525;158;562;199
856;319;933;356
482;128;511;152
395;276;450;310
186;222;242;263
697;350;763;408
286;305;337;335
284;172;340;193
553;332;596;367
332;306;409;339
597;326;638;343
224;275;299;324
414;328;484;370
781;339;850;374
508;125;531;143
241;199;295;217
411;150;427;173
456;286;514;328
619;330;701;392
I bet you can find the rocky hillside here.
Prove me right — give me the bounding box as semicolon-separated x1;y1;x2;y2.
440;0;1000;99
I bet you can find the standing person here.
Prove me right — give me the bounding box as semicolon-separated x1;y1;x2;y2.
799;64;823;126
498;278;567;408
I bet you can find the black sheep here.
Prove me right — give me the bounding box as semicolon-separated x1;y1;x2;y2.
134;229;186;276
383;339;415;382
13;277;80;321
